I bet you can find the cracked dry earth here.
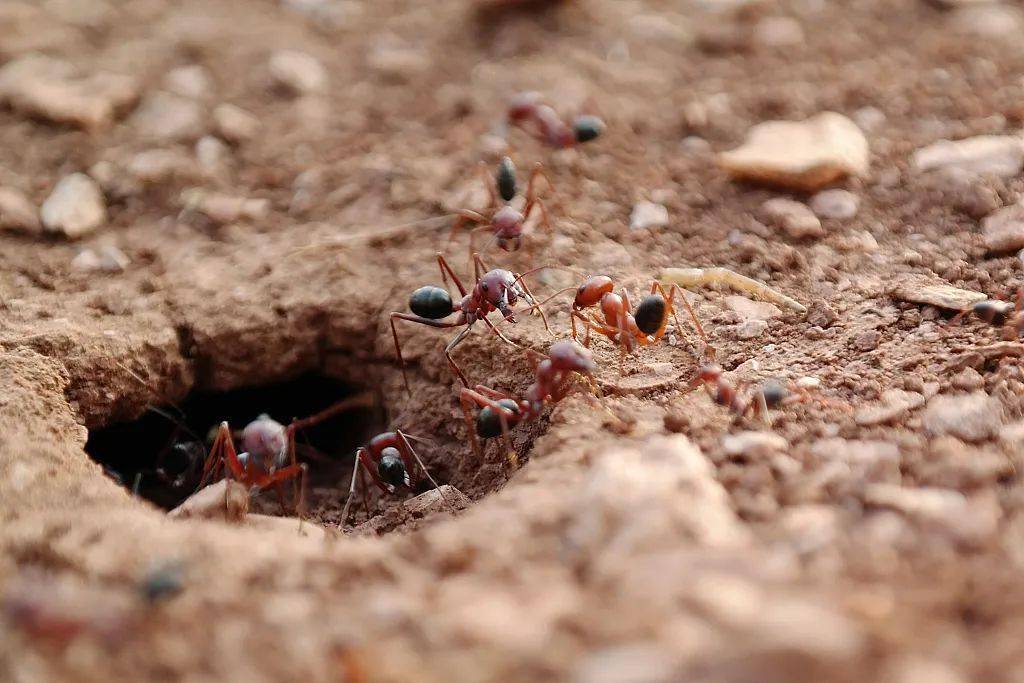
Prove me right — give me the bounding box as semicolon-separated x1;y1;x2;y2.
3;0;1024;681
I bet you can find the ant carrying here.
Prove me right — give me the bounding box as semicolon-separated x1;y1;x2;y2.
689;362;840;424
389;252;556;390
507;91;604;149
951;288;1023;340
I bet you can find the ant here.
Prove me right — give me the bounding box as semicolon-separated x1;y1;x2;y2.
952;288;1023;339
448;156;554;263
507;91;604;149
459;340;597;464
389;252;554;390
566;275;709;370
688;362;837;423
339;430;448;525
198;393;377;514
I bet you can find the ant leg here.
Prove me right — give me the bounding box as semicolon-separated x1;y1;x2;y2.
515;276;552;334
288;393;377;433
358;465;370;521
446;210;488;246
445;324;475;387
436;253;468;297
459;389;485;463
396;431;454;513
663;283;708;344
472;253;492;283
340;453;361;526
468;225;493;274
390;313;464;393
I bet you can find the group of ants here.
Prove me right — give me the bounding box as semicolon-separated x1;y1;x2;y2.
137;92;1024;529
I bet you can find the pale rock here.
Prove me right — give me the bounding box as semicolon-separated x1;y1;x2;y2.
810;438;900;483
40;173;106;238
952;4;1023;39
169;479;249;521
999;420;1024;450
718;112;869;191
853;329;881;351
630;201;669;230
181;189;270;224
852;106;886;133
864;484;999;546
131;91;205;142
982;202;1024;253
759;197;824;238
213;103;260;144
0;187;40;234
163;64;212;99
269;50;327;95
0;54;137;129
911;135;1024;178
127;149;197;184
402;485;470;517
367;45;431;82
753;16;804;47
806;300;838;328
721;431;788;460
71;245;129;273
855;389;925;426
923;392;1003;442
196;135;230;172
951;367;985;391
891;279;986;311
724;295;781;321
810;189;860;220
733;319;768;339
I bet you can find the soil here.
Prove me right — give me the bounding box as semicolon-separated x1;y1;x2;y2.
2;0;1024;681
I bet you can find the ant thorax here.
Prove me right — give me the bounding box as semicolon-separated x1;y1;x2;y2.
492;205;524;238
241;416;289;471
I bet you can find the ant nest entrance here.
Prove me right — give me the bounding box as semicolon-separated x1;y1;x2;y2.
84;374;421;526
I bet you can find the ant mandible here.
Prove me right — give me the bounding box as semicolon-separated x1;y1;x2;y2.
508;91;605;149
448;157;554;263
389;252;554;391
339;430;449;525
567;275;709;371
459;340;597;464
198;393;376;513
952;287;1023;339
688;362;837;424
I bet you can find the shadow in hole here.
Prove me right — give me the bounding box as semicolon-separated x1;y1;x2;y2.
86;375;386;510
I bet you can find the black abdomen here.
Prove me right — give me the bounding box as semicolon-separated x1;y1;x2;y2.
410;286;453;319
634;294;666;335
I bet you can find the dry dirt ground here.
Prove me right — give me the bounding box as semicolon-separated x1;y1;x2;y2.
3;0;1024;681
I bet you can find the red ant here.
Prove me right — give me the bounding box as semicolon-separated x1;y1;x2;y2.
339;430;448;525
448;157;553;261
565;275;709;370
198;393;376;514
389;252;553;390
688;362;837;423
508;91;604;149
952;288;1023;339
459;340;597;463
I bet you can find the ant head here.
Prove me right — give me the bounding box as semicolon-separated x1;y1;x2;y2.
573;115;604;143
698;363;722;381
496;156;517;202
492;205;524;240
378;447;409;489
498;235;523;252
476;399;521;438
241;416;288;466
548;340;597;374
480;269;522;309
508;91;542;122
409;285;453;320
760;380;789;408
574;276;614;308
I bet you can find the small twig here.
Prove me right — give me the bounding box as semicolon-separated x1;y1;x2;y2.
660;267;807;314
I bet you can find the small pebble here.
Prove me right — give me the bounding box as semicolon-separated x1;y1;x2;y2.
181;189;269;224
759;198;824;239
71;245;129;273
891;279;986;311
0;187;41;234
951;367;985;391
213;104;260;144
196;135;230;172
127;149;197;184
952;4;1023;39
809;189;859;220
733;319;768;339
912;135;1024;178
724;295;781;321
854;389;925;426
629;201;669;230
852;106;886;133
806;300;838;328
367;45;431;82
721;431;788;459
40;173;106;239
853;329;881;351
269;50;327;95
923;392;1004;442
163;65;212;100
131;91;205;142
982;202;1024;253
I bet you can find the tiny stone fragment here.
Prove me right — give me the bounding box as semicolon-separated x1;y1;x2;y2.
0;187;41;234
403;485;470;517
753;16;804;48
923;392;1003;442
163;64;212;99
912;135;1024;178
367;45;431;82
891;279;986;311
71;245;129;273
852;329;881;352
721;431;788;459
269;50;327;95
127;149;197;184
758;198;824;238
213;103;260;144
169;479;249;521
724;295;781;321
732;319;768;339
982;202;1024;253
806;300;838;328
40;173;106;239
809;189;859;220
131;91;205;142
181;189;270;224
718;112;870;191
629;201;669;230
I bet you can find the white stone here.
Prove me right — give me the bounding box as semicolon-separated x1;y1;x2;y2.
718;112;869;191
923;392;1003;442
71;245;129;273
721;431;788;459
809;189;859;220
269;50;327;95
912;135;1024;178
163;65;212;99
367;45;431;82
759;197;824;238
131;91;205;142
982;202;1024;253
953;4;1023;39
733;319;768;339
629;201;669;230
127;149;197;184
0;187;40;234
181;189;270;224
213;103;260;144
891;279;986;311
196;135;230;172
40;173;106;238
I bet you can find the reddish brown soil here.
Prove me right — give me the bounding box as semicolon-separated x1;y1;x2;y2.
2;0;1024;681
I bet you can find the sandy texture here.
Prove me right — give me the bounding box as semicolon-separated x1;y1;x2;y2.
2;0;1024;681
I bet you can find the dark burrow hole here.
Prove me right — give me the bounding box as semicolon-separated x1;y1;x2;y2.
84;374;411;520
